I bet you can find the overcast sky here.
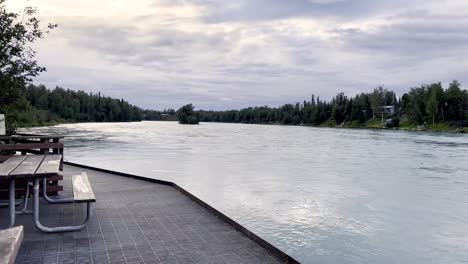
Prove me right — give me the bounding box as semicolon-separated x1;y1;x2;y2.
5;0;468;110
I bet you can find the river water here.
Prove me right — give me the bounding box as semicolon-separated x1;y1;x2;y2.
24;121;468;263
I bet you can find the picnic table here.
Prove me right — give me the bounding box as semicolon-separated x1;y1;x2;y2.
0;155;95;233
0;134;65;199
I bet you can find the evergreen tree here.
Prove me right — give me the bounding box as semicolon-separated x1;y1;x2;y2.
427;91;438;126
0;0;57;133
177;104;199;124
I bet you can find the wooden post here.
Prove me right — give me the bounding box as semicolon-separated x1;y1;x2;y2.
53;138;59;154
40;138;47;154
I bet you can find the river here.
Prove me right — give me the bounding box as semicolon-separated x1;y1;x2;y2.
24;121;468;263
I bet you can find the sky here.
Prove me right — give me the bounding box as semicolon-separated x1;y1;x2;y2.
5;0;468;110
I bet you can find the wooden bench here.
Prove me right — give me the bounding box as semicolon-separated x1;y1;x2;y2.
0;155;96;233
0;225;24;264
72;173;96;203
34;172;96;233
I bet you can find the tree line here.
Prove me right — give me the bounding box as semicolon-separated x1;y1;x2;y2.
197;81;468;129
4;84;171;129
25;84;148;122
5;80;468;132
4;80;468;132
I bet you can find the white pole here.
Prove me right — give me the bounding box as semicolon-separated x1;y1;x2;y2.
0;114;5;135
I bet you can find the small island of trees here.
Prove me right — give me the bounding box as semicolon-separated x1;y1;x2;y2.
177;104;200;125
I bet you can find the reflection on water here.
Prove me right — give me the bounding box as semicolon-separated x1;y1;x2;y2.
24;122;468;264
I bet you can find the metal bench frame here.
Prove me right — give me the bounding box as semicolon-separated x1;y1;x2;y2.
33;178;93;233
42;178;74;204
6;176;94;233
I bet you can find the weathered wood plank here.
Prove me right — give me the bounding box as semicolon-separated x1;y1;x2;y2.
42;174;63;181
0;143;63;151
0;134;64;140
10;155;45;177
0;225;24;264
35;155;62;175
0;185;63;197
0;156;27;177
72;173;96;202
15;133;64;139
0;174;62;186
0;156;13;163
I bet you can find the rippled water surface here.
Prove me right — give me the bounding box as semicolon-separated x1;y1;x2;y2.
24;122;468;263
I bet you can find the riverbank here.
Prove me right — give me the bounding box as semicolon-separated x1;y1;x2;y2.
203;118;468;134
15;119;467;136
335;119;468;133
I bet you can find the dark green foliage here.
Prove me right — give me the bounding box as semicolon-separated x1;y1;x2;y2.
0;0;55;106
403;81;468;125
22;84;144;123
198;82;468;128
5;83;171;128
7;81;468;130
386;117;400;128
177;104;199;124
0;0;57;133
426;90;439;125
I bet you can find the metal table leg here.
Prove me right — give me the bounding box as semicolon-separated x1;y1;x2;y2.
42;178;73;204
33;178;92;233
16;180;32;215
9;179;15;228
2;180;31;210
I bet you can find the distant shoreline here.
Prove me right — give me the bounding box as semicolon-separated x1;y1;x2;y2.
19;119;467;134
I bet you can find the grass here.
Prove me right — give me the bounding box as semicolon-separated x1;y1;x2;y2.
427;123;452;132
304;117;466;134
399;121;419;131
399;121;463;133
346;120;364;128
319;120;336;127
365;117;385;129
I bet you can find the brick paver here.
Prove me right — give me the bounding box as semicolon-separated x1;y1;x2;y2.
0;165;284;264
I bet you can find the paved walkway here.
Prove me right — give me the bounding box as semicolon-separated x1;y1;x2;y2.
0;165;284;264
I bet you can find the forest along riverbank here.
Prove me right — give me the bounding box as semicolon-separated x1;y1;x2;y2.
4;81;468;134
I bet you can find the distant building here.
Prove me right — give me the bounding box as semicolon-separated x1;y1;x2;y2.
375;106;396;123
376;106;396;115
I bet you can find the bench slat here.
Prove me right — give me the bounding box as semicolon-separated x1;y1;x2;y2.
0;225;24;264
35;155;62;174
0;156;27;177
10;155;45;177
72;173;96;203
0;142;63;151
0;185;63;197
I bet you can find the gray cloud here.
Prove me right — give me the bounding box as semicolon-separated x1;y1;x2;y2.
28;0;468;110
193;0;426;22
